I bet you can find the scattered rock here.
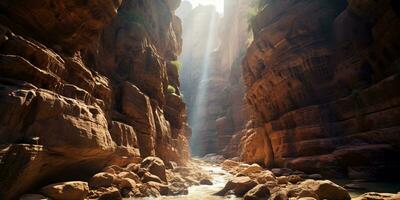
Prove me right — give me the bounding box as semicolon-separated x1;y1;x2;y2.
270;189;288;200
199;178;213;185
118;178;136;190
140;157;167;182
98;187;122;200
216;176;257;197
40;181;89;200
288;175;303;184
239;164;263;176
277;176;289;184
142;172;163;183
118;171;140;182
353;192;400;200
300;180;351;200
244;184;271;200
222;160;240;171
89;172;117;189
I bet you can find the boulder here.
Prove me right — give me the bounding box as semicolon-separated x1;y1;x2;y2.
89;172;117;189
270;189;288;200
353;192;400;200
216;176;257;197
222;160;240;171
118;178;136;190
288;175;303;184
98;187;122;200
118;171;140;182
256;171;276;184
199;178;213;185
299;180;350;200
140;157;167;182
142;172;163;183
277;176;289;184
239;164;263;176
145;181;170;196
244;184;271;200
40;181;89;200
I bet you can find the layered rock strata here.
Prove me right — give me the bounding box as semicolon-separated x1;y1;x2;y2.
0;0;190;199
241;0;400;180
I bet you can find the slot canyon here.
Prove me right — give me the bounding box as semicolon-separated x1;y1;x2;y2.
0;0;399;200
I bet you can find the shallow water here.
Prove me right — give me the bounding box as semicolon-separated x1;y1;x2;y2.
129;162;400;200
131;163;240;200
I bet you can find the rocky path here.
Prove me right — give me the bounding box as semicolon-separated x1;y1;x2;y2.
136;161;239;200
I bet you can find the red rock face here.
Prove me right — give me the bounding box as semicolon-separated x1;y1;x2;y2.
0;0;189;199
242;0;400;180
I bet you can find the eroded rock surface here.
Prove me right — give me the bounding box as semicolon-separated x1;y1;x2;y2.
239;0;400;180
0;0;190;199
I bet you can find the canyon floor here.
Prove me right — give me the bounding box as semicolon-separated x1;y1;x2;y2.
130;155;400;200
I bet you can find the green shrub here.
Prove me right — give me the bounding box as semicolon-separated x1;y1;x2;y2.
167;85;176;94
170;60;182;71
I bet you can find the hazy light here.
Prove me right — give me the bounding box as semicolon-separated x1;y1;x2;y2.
184;0;224;14
187;9;218;156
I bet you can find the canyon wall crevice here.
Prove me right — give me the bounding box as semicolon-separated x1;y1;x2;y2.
178;0;251;156
0;0;190;199
240;0;400;180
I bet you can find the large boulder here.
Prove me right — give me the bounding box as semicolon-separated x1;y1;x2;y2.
140;157;167;182
216;176;257;197
89;172;118;189
244;184;271;200
299;180;351;200
40;181;89;200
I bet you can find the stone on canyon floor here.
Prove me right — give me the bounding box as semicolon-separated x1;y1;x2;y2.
243;184;271;200
140;156;167;182
89;172;118;189
40;181;89;200
277;176;289;184
299;180;351;200
287;186;319;199
19;194;49;200
142;172;163;183
222;159;241;171
216;176;258;197
238;163;263;176
256;171;277;184
199;178;213;185
97;187;122;200
288;175;303;183
353;192;400;200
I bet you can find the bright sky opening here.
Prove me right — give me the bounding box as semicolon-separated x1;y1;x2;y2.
185;0;224;14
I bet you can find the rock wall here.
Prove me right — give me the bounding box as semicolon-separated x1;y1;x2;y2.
0;0;190;199
177;0;251;156
242;0;400;180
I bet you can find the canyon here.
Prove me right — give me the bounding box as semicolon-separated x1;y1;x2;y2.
0;0;399;199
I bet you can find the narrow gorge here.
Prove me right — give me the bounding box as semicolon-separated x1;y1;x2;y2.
0;0;399;200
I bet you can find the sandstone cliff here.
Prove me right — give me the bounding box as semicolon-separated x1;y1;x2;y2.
0;0;190;199
241;0;400;180
177;0;252;156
